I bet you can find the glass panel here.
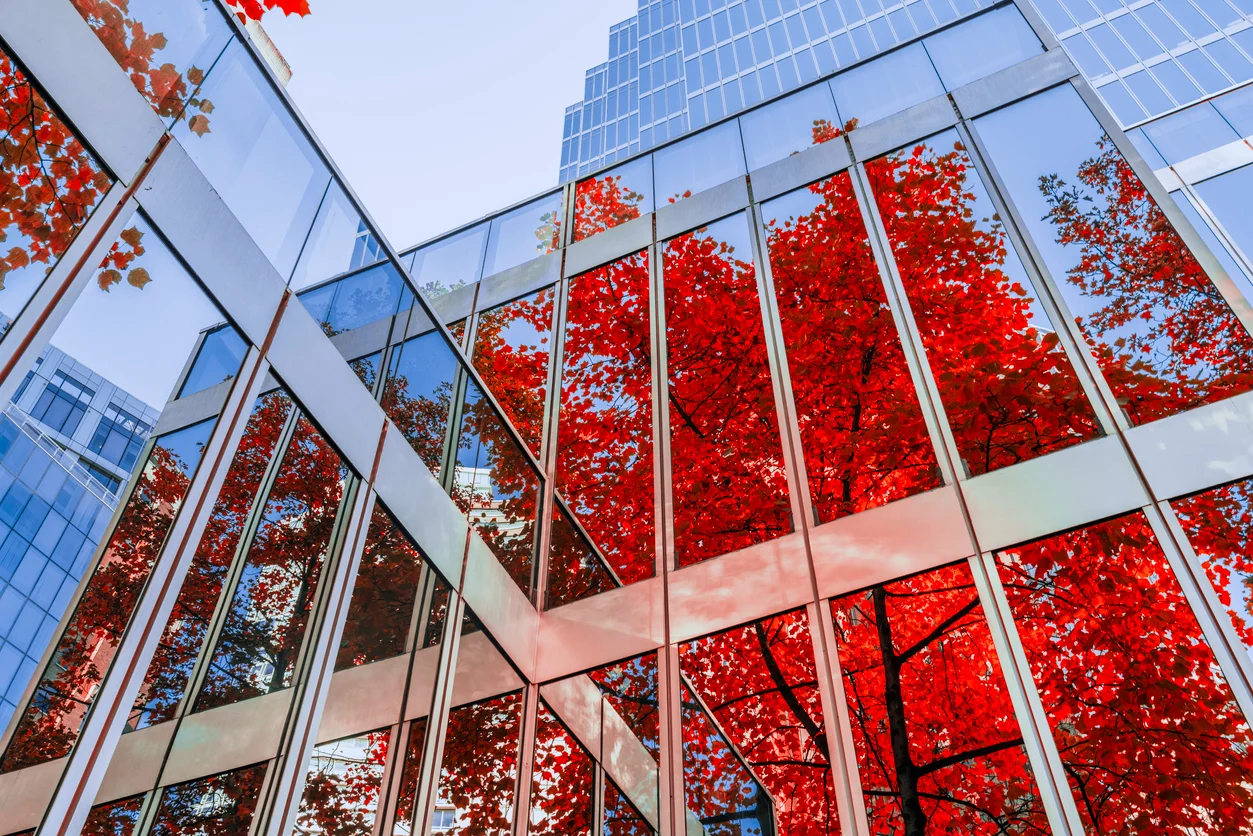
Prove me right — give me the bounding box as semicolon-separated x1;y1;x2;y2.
436;691;524;836
1196;165;1253;269
129;391;293;730
1174;478;1253;664
556;252;655;589
452;383;540;596
664;215;791;565
294;730;391;834
1142;103;1239;164
603;780;654;836
831;562;1046;831
763;173;941;522
350;351;382;392
177;324;248;399
391;718;429;836
528;703;595;835
922;6;1044;89
545;500;617;609
289;181;385;290
383;330;459;475
573;156;655;243
996;513;1253;832
172;40;331;278
680;681;773;833
1171;190;1253;303
82;796;144;836
471;287;555;456
297;261;409;337
976;86;1253;425
680;609;838;834
482;193;563;278
337;504;445;670
410;224;488;298
867;131;1101;475
0;419;214;771
739;83;842;171
70;0;231;120
150;763;268;835
829;43;945;129
653;121;747;204
195;414;349;711
0;45;113;326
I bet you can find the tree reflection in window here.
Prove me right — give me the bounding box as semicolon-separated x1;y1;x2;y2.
997;513;1253;833
383;330;459;476
391;718;429;836
150;763;267;835
545;500;618;609
0;419;215;772
472;287;554;456
680;609;838;835
1174;478;1253;659
831;562;1046;834
665;216;792;565
81;795;144;836
528;703;595;836
294;730;390;835
196;415;348;711
604;780;655;836
436;691;524;836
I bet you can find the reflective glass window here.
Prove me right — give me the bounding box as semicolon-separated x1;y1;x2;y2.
150;763;268;835
351;351;382;393
1196;165;1253;270
88;404;151;472
829;43;945;129
0;418;214;771
680;680;773;833
71;0;231;120
337;504;447;670
922;6;1043;90
763;173;941;522
1213;84;1253;136
653;121;747;203
739;83;842;171
294;730;391;833
383;330;460;475
195;415;349;711
1170;189;1253;300
573;156;655;242
410;224;488;298
30;371;95;438
867;131;1101;475
1142;103;1239;164
528;703;595;835
996;514;1253;832
297;261;410;337
556;252;655;588
482;193;563;278
453;383;540;596
391;718;429;836
831;562;1046;830
178;324;248;399
173;40;331;278
436;692;524;836
472;287;555;456
664;215;791;565
680;609;839;834
0;46;113;325
545;501;617;608
604;780;654;836
976;86;1253;425
290;181;385;289
82;796;144;836
130;391;292;731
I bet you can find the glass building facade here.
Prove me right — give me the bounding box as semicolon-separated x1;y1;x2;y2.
5;1;1253;835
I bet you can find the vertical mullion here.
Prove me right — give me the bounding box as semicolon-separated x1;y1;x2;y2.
657;645;686;836
511;682;542;836
536;269;570;609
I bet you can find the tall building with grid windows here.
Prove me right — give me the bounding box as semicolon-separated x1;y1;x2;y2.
9;1;1253;835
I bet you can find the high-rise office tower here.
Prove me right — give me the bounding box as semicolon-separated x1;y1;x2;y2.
4;1;1253;834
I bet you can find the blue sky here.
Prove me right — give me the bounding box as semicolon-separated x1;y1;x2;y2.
263;0;638;250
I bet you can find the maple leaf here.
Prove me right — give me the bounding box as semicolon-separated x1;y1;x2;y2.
187;114;211;137
125;266;150;289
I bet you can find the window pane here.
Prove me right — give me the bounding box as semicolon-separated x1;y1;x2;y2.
763;173;941;522
82;796;144;836
482;193;563;278
680;609;839;834
437;692;524;836
680;681;773;833
664;215;791;565
739;83;842;170
528;703;595;835
383;330;459;475
976;86;1253;425
829;43;945;129
294;730;390;833
297;261;409;337
410;224;488;298
290;181;385;289
472;287;555;456
150;763;267;835
653;121;747;204
178;324;248;399
130;390;293;730
1142;103;1239;164
867;131;1101;475
0;418;215;771
545;501;617;608
452;383;540;596
556;252;655;587
172;40;331;278
573;156;655;242
603;780;654;836
1196;164;1253;271
831;562;1046;831
996;513;1253;832
923;6;1044;90
195;415;349;711
391;718;429;836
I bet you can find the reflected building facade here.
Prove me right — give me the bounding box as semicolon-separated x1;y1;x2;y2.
6;1;1253;835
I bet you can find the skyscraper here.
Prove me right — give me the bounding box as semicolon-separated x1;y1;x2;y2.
5;1;1253;834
